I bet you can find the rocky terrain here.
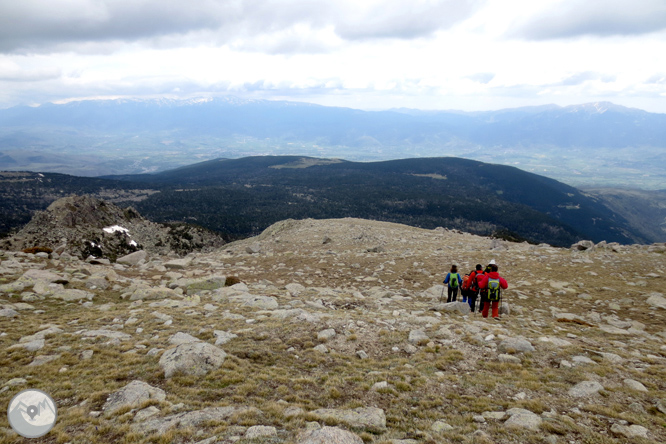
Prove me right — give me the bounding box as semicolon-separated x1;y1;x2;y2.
0;195;226;260
1;217;665;444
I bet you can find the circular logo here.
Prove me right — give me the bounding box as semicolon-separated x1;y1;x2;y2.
7;389;57;438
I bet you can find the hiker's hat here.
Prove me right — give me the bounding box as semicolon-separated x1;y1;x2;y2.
489;259;496;265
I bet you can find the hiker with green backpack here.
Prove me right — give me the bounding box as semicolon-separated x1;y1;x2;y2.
443;265;463;303
478;263;508;318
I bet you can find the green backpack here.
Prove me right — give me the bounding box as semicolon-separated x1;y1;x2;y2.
487;278;501;301
449;273;459;288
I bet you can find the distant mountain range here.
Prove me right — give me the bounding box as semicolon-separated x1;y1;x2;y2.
0;97;665;188
3;155;663;247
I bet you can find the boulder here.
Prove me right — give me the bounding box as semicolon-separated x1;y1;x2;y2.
504;408;542;431
164;258;193;270
130;286;180;301
0;308;18;318
497;338;535;354
213;330;238;346
318;329;336;341
159;342;227;378
408;329;429;344
132;406;257;435
432;301;470;315
168;332;201;346
296;426;364;444
610;424;649;439
572;240;594;251
309;407;386;433
623;379;648;392
646;293;666;310
245;425;277;439
116;250;147;266
103;380;166;415
52;289;95;301
568;381;604;398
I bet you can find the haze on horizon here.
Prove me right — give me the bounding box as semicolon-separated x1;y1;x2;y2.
0;0;665;113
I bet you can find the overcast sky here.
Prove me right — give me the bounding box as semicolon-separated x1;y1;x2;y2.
1;0;665;112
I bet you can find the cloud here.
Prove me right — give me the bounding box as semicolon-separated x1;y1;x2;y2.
334;0;484;40
560;72;616;86
646;74;666;84
466;73;495;84
511;0;666;40
0;0;484;55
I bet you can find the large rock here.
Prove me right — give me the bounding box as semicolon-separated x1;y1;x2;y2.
432;301;470;315
610;424;649;439
646;293;666;309
168;332;201;346
497;338;535;354
296;426;364;444
245;425;277;439
408;329;429;344
213;330;238;346
0;308;18;318
173;276;227;294
103;380;166;415
80;329;132;341
309;407;386;433
17;269;67;285
503;408;542;431
52;289;95;301
132;406;258;435
116;250;147;266
164;258;193;270
231;294;279;310
130;286;180;301
568;381;604;398
159;342;227;378
572;240;594;251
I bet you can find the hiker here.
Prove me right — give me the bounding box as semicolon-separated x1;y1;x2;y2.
479;263;508;318
461;273;471;303
443;265;462;303
467;264;484;312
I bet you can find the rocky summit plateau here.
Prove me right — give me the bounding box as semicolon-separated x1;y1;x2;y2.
1;216;665;444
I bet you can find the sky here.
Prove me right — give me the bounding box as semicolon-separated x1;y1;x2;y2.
0;0;665;112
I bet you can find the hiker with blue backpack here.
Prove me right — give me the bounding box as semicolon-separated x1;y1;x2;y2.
443;265;463;303
478;263;508;318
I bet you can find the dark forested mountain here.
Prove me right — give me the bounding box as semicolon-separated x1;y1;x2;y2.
1;98;665;188
1;156;656;246
105;156;647;246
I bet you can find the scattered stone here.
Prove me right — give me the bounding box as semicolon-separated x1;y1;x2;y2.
656;399;666;414
80;350;94;360
497;337;535;354
133;406;161;423
245;425;277;439
572;355;596;365
610;424;649;439
498;354;521;364
356;350;368;360
318;329;336;341
159;342;227;378
132;406;258;435
504;408;542;431
431;420;454;432
9;339;44;352
213;330;238;346
408;329;429;344
313;344;328;353
117;250;148;266
168;332;201;346
103;380;166;415
164;258;193;270
0;308;19;318
538;336;572;347
28;354;60;366
371;381;388;391
284;406;304;418
52;289;95;301
568;381;604;398
296;426;363;444
432;301;470;315
80;330;132;341
623;379;648;392
646;293;666;309
309;407;386;433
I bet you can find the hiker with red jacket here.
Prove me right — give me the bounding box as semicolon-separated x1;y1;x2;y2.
467;264;484;312
479;263;508;318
